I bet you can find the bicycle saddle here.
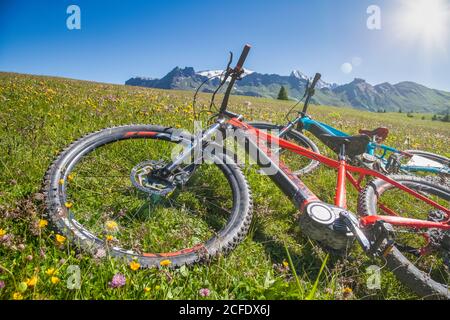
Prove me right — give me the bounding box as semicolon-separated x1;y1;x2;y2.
358;127;389;142
319;134;371;158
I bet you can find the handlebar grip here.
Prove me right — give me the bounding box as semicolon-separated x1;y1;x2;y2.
310;73;321;89
235;44;251;71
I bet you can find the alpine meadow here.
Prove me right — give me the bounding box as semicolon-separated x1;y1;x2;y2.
0;71;449;300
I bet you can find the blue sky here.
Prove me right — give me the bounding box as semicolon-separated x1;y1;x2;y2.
1;0;449;90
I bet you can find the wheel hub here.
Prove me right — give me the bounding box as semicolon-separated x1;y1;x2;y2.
130;160;176;196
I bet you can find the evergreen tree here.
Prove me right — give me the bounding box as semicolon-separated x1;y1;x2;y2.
277;86;289;100
444;108;450;122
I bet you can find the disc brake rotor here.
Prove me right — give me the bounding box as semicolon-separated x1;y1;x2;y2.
130;160;176;196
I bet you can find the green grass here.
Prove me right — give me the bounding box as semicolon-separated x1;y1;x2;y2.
0;72;448;300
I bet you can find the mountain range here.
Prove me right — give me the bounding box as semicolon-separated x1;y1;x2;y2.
125;67;450;113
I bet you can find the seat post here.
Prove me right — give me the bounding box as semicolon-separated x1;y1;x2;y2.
339;143;346;160
335;143;348;208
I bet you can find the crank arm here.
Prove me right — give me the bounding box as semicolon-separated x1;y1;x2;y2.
340;211;372;252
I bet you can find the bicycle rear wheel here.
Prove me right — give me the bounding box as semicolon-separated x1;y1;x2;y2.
359;175;450;299
248;122;320;175
399;150;449;186
44;125;253;267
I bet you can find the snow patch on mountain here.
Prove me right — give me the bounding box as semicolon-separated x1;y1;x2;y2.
196;68;254;80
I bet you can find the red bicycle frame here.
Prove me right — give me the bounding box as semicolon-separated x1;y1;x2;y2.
228;117;450;231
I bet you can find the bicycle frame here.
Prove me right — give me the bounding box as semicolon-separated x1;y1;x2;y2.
225;116;450;231
278;114;449;175
162;112;449;236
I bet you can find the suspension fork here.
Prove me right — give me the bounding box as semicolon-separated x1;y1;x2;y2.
161;117;229;176
278;115;303;137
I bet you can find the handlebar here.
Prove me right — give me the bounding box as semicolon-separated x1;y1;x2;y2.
301;72;321;114
235;44;251;72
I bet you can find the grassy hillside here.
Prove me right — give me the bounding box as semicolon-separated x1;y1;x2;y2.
0;72;448;300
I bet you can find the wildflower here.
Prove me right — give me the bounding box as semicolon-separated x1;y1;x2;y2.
282;260;289;268
67;174;75;181
26;255;33;261
26;276;38;287
342;287;353;299
12;292;23;300
105;220;118;232
0;280;5;289
199;288;211;297
160;259;172;267
0;229;5;237
143;287;151;293
59;179;64;185
38;219;48;229
129;261;140;271
64;202;73;209
105;235;114;242
109;273;126;288
51;276;60;284
55;234;66;245
94;248;106;259
33;193;45;201
45;268;56;276
18;282;28;292
17;244;25;251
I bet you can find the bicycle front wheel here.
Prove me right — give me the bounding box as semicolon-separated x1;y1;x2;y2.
44;125;253;267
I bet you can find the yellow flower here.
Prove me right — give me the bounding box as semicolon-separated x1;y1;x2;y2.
343;287;353;295
12;292;23;300
55;234;66;245
45;268;56;276
105;220;118;232
143;287;151;293
160;259;172;267
51;276;60;284
38;219;48;229
0;228;5;237
64;202;73;209
26;276;38;287
59;179;65;185
282;260;289;268
106;235;114;241
129;261;140;271
67;174;75;182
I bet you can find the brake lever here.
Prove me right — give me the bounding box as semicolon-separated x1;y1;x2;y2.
226;51;233;71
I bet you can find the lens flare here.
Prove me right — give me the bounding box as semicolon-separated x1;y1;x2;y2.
394;0;450;52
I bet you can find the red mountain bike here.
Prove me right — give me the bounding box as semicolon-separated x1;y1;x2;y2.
45;45;450;299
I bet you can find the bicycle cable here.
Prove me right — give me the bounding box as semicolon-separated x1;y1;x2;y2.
284;79;309;122
191;52;234;121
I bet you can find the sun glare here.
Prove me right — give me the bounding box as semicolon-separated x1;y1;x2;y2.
394;0;450;52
